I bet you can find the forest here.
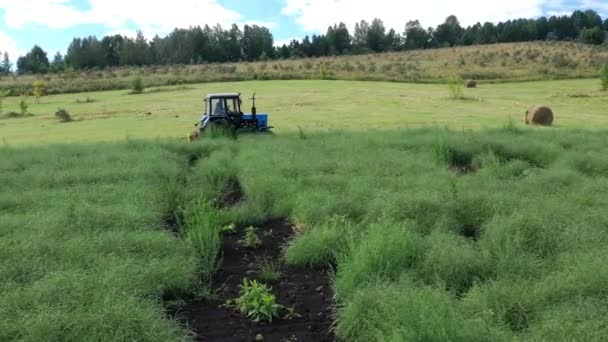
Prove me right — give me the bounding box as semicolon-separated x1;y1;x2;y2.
6;9;608;74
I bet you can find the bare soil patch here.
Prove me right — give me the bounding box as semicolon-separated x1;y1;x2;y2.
172;219;334;342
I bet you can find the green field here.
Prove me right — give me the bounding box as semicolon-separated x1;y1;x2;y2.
1;78;608;145
2;78;608;341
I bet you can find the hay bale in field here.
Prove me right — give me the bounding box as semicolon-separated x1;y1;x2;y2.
465;79;477;88
525;106;554;126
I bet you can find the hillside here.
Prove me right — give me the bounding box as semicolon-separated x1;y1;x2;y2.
2;41;608;95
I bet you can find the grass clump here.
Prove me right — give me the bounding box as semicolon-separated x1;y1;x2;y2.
285;215;355;267
131;76;144;94
181;200;222;288
257;259;282;283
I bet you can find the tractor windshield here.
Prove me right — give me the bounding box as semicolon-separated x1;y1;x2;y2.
211;99;226;116
210;97;240;116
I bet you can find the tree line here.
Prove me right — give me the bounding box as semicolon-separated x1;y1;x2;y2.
9;9;608;74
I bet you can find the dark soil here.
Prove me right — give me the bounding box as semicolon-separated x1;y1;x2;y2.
218;177;245;208
449;161;475;175
172;219;334;342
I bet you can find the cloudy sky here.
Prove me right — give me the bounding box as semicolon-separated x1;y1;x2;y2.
0;0;607;59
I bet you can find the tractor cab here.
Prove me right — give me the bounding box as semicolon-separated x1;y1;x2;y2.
198;92;270;134
205;93;242;118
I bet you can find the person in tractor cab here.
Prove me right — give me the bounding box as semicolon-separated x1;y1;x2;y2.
213;99;225;115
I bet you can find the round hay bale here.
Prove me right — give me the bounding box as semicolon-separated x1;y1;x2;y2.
465;79;477;88
525;106;554;126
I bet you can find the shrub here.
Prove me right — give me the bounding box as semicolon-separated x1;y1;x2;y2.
600;64;608;91
447;76;464;99
131;76;144;94
318;64;329;80
32;80;45;103
19;94;29;116
580;27;606;45
55;108;73;122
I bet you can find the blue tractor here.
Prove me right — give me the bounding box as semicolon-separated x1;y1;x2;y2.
190;92;271;140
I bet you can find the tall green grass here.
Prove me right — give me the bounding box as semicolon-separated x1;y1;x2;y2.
3;127;608;340
0;141;199;341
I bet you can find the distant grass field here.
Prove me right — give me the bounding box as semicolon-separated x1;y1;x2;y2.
2;41;608;96
3;128;608;341
1;78;608;145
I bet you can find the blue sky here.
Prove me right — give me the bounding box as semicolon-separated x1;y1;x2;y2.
0;0;606;60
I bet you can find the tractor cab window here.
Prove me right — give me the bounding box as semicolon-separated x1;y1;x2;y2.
226;98;240;114
211;98;226;116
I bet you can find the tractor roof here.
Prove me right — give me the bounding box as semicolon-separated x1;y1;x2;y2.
206;93;240;99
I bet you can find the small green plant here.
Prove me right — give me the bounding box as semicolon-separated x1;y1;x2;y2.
257;259;281;283
600;64;608;91
228;279;281;322
447;76;464;99
131;76;144;94
55;108;73;123
283;306;301;320
32;80;45;103
220;223;236;234
239;226;262;248
19;94;29;116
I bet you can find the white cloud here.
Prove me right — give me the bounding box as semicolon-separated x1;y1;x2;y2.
0;0;89;29
282;0;548;33
0;30;24;62
0;0;276;37
85;0;244;36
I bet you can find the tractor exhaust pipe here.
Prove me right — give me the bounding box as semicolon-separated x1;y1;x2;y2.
251;92;257;122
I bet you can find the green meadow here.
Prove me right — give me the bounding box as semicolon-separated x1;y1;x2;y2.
1;77;608;341
1;78;608;145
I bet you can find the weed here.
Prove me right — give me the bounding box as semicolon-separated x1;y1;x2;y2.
227;279;281;323
239;226;262;249
283;306;301;320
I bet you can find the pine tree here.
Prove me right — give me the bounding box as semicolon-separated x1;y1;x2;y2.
1;52;11;75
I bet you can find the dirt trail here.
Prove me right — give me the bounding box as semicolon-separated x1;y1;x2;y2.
174;219;334;342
